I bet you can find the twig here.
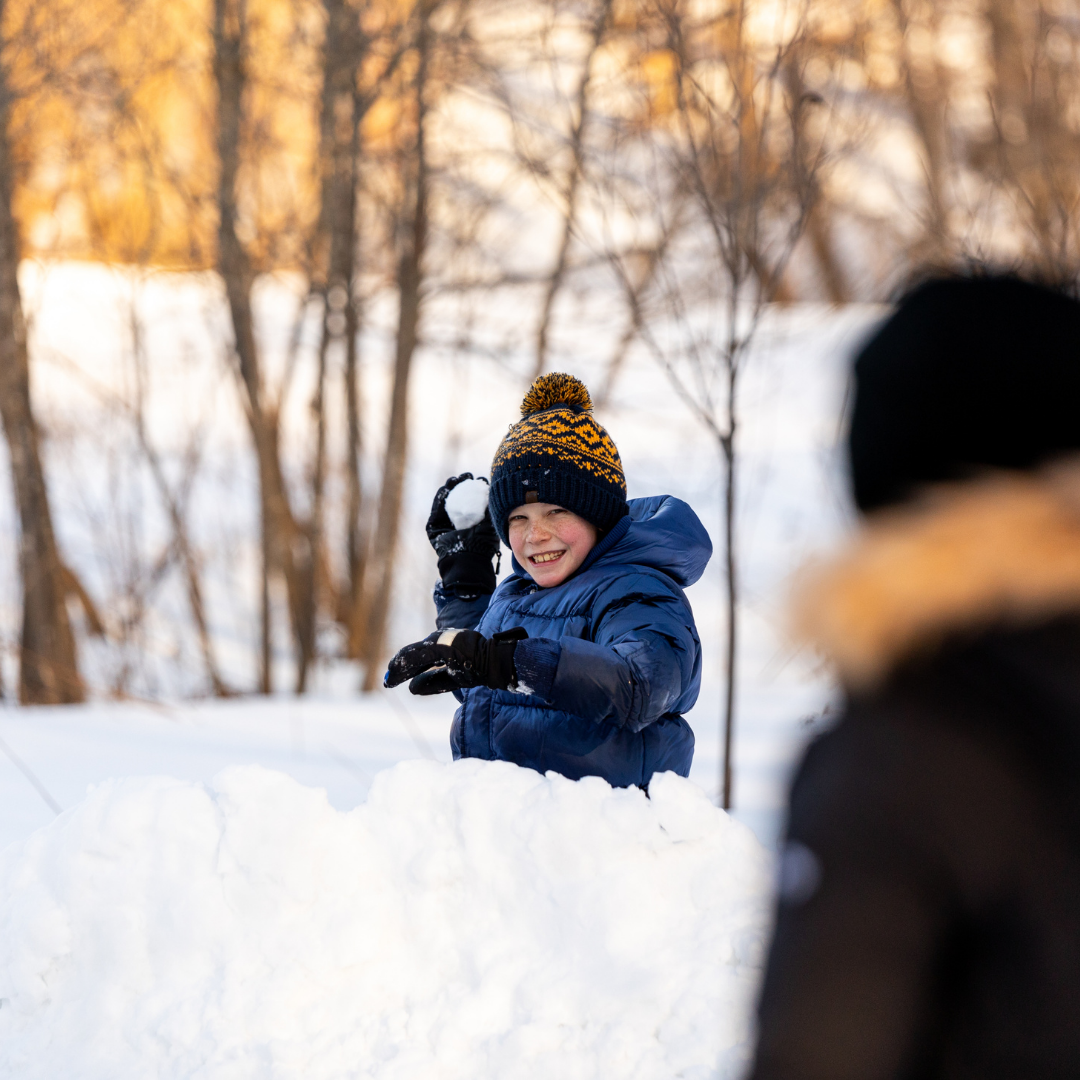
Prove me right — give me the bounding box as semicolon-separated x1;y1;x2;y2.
384;691;438;761
0;730;62;815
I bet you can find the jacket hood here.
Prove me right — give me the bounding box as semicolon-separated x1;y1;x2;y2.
509;494;712;588
602;495;712;586
794;463;1080;689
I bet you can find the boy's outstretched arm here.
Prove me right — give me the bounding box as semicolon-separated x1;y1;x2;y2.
515;577;698;732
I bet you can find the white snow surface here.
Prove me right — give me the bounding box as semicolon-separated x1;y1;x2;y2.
0;759;771;1080
445;476;491;531
0;263;888;849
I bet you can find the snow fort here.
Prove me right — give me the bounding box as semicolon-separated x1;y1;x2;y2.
0;759;771;1079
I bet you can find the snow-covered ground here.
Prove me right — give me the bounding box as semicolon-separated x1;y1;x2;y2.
0;263;886;1077
0;692;455;850
0;263;884;849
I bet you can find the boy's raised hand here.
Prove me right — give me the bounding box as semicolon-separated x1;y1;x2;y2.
426;473;473;553
426;475;500;591
384;627;527;695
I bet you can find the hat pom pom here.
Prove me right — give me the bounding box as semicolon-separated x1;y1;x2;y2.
520;372;593;417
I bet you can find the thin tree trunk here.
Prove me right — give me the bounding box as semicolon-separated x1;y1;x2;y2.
720;439;736;811
214;0;305;692
985;0;1057;273
807;203;848;303
296;320;327;693
343;85;367;661
310;0;366;679
716;185;748;811
893;0;951;262
129;299;230;697
344;272;365;658
0;50;83;705
531;0;611;381
260;525;271;692
149;455;231;697
359;4;429;691
596;240;670;409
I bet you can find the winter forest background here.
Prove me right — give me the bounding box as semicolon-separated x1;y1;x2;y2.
2;0;1079;1074
3;0;1080;832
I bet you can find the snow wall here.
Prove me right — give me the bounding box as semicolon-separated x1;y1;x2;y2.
0;760;772;1079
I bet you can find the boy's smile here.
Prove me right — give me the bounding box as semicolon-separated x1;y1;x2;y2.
507;502;598;587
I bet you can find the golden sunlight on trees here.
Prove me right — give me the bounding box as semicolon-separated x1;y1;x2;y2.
7;0;322;271
9;0;1080;279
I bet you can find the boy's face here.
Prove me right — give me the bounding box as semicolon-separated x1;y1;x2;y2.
507;502;598;587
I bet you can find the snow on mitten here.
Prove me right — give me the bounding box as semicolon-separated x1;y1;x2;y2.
425;474;500;593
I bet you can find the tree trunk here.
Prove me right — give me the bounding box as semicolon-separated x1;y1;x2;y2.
807;203;848;303
985;0;1058;273
130;300;230;697
344;273;365;659
531;0;610;381
359;4;429;691
0;54;83;705
213;0;305;692
893;0;951;263
259;523;271;693
720;379;737;811
312;0;366;677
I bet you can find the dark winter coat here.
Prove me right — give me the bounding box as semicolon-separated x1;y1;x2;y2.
750;469;1080;1080
434;495;711;788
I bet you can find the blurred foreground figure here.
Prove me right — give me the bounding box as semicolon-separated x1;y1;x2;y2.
750;276;1080;1079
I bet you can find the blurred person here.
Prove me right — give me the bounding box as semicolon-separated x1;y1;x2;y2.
749;275;1080;1079
384;372;712;788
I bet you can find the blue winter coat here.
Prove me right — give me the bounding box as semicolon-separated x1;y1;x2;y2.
434;495;711;788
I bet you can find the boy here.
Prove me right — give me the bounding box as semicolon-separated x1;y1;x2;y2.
385;373;711;788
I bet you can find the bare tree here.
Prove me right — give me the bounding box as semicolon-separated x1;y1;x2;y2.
622;0;831;807
213;0;314;693
296;0;370;693
128;286;232;697
979;0;1080;279
892;0;953;267
312;0;403;673
358;0;433;692
0;3;84;704
530;0;613;380
595;200;687;408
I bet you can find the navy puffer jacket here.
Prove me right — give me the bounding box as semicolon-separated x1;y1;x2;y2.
435;495;711;788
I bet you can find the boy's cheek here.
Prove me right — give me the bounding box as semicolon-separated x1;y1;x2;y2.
509;538;525;569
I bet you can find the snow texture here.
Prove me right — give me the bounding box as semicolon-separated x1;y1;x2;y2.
445;477;490;531
0;759;771;1080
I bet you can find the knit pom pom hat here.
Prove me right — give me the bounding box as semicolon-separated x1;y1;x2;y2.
488;373;629;543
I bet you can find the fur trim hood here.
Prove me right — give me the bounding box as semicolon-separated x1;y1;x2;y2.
793;463;1080;689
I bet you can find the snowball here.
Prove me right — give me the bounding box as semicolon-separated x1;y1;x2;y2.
0;760;773;1079
445;477;490;531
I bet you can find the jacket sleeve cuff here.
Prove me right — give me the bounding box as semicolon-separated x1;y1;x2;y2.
438;550;497;593
511;638;560;699
433;581;492;631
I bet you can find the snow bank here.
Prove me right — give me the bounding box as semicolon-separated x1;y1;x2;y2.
0;760;772;1079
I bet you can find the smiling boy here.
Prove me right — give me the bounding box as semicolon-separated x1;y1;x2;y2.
385;373;712;788
508;502;596;586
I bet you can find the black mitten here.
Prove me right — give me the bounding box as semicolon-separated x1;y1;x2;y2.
426;474;500;593
384;627;528;696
